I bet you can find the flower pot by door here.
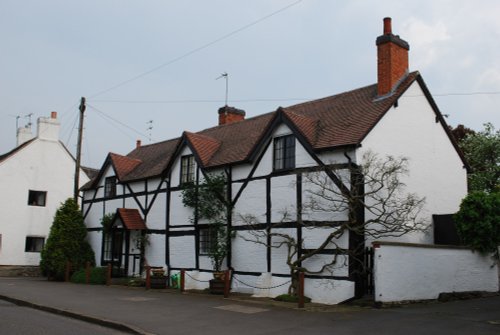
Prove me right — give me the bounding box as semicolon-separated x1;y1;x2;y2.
150;276;166;289
209;279;225;295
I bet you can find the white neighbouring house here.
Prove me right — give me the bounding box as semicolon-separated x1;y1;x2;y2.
0;112;93;267
82;19;496;304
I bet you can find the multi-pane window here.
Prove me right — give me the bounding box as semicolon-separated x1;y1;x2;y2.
25;236;45;252
180;155;195;184
28;190;47;206
199;227;216;255
104;177;117;198
102;233;112;262
273;135;296;171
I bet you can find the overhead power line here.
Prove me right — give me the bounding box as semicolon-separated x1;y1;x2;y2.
87;104;151;140
90;97;311;104
88;90;500;105
89;0;303;99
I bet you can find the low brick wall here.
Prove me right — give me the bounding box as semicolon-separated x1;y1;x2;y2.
0;266;41;277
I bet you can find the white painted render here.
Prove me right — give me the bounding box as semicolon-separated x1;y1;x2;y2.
0;120;90;266
373;243;499;303
358;81;468;244
232;180;267;226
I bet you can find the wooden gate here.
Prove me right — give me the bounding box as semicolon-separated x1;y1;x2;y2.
362;247;374;295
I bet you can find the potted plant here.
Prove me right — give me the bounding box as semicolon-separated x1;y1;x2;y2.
181;174;232;294
150;267;166;289
207;221;231;294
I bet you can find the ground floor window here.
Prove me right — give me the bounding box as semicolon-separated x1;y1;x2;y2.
199;227;216;255
103;232;112;261
25;236;45;252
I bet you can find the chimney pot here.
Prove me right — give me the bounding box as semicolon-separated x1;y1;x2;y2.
136;140;141;148
383;17;392;35
51;111;57;119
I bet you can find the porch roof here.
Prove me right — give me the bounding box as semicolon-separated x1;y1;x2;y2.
115;208;147;230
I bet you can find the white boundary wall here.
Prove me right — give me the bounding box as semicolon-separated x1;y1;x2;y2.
373;242;499;303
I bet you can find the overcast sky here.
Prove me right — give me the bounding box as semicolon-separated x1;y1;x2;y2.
1;0;499;168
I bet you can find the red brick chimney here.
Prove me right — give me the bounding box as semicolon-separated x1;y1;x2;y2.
218;106;245;125
136;139;141;148
376;17;410;96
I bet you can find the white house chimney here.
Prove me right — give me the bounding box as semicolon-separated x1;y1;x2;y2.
16;126;34;146
37;111;60;141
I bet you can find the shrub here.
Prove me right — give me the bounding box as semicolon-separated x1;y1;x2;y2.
70;267;107;285
454;191;500;258
40;198;95;280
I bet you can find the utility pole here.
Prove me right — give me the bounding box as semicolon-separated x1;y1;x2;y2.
74;97;85;202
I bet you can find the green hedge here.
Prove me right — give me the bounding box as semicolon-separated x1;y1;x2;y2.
70;267;107;285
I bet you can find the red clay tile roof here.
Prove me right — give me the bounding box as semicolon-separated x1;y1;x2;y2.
116;208;147;230
109;153;142;180
185;132;221;166
123;137;180;181
86;72;466;185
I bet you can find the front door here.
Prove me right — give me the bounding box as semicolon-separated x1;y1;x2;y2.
111;229;125;277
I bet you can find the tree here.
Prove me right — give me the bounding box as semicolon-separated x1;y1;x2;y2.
240;151;427;296
459;123;499;193
40;198;95;280
454;191;500;260
181;174;231;273
450;124;475;143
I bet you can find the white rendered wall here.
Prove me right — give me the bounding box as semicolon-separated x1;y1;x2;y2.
0;139;89;266
169;236;195;268
87;231;103;265
146;193;166;230
270;175;296;222
169;191;192;226
145;233;165;268
248;273;355;305
358;82;467;244
232;179;267;226
232;230;267;273
373;242;499;303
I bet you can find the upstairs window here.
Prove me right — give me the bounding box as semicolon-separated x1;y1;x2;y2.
273;135;296;171
104;177;117;198
25;236;45;252
28;190;47;207
180;155;195;185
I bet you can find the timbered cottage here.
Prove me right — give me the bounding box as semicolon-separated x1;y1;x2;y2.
82;18;468;304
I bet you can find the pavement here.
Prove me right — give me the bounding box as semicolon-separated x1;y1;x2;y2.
0;277;499;335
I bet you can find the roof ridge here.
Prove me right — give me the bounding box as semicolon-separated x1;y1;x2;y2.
0;138;36;163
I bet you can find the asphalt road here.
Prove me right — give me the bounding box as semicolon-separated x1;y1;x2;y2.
0;277;499;335
0;299;127;335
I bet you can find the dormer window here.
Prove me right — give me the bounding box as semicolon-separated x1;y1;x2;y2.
273;135;295;171
180;155;195;184
104;177;117;198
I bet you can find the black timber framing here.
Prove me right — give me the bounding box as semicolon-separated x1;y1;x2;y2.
266;176;272;273
165;175;171;270
348;165;366;298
